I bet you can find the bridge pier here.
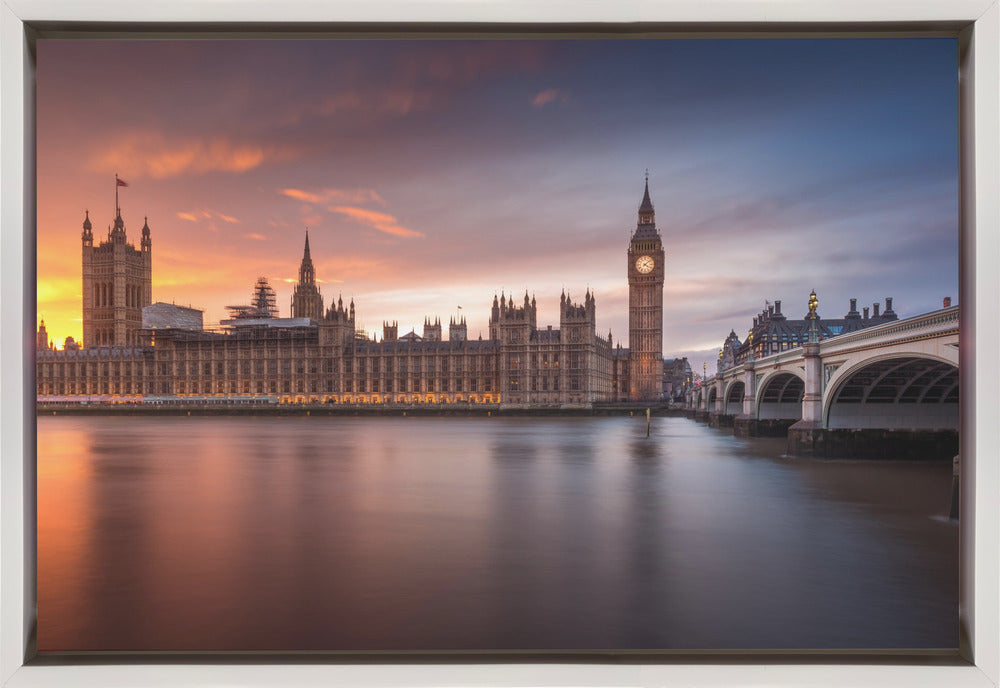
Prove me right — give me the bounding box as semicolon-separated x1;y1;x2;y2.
733;362;757;437
708;412;735;429
787;426;958;460
735;417;797;438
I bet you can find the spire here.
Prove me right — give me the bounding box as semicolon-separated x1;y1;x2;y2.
639;173;654;214
633;172;658;237
82;209;93;245
298;230;315;284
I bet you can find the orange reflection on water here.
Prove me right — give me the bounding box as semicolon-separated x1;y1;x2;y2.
37;419;95;648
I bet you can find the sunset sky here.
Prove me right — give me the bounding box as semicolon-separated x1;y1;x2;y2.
37;38;958;373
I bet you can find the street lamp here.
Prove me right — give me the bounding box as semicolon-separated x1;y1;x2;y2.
807;289;820;343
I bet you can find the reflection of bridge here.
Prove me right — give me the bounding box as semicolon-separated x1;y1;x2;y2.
683;305;959;459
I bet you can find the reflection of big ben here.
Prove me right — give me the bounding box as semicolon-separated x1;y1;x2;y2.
627;177;665;401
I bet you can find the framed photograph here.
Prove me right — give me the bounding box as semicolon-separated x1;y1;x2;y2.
2;1;998;687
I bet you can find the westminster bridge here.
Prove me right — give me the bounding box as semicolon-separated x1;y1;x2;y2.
682;305;959;460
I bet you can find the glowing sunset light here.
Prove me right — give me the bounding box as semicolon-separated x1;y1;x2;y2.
328;206;425;239
36;37;957;374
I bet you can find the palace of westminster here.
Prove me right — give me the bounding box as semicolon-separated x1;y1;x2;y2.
35;180;691;406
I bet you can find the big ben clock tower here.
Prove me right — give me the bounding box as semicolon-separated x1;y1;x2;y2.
627;175;665;401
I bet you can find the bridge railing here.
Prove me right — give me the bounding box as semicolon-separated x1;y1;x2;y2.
818;304;959;354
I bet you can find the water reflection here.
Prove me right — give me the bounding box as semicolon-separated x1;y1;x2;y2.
37;415;957;651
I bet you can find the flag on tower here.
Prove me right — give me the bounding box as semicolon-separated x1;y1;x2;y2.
116;177;129;187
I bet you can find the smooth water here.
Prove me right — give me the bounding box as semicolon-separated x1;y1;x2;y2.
36;415;957;651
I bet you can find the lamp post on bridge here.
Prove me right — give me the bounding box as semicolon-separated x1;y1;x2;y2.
801;289;823;425
787;290;827;454
735;328;758;437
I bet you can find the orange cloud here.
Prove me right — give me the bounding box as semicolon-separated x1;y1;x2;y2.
90;132;295;179
281;187;385;205
281;188;321;203
176;209;241;224
532;88;569;107
329;205;425;239
244;233;267;241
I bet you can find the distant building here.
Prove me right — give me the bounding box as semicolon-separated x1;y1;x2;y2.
662;357;692;400
142;303;204;331
718;330;742;372
732;296;898;366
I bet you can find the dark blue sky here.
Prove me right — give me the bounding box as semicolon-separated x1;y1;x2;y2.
37;38;958;370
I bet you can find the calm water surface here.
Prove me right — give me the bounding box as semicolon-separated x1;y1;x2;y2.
37;415;957;651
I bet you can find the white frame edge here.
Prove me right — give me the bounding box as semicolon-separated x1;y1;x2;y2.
2;2;998;687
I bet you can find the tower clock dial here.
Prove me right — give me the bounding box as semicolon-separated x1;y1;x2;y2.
635;255;655;274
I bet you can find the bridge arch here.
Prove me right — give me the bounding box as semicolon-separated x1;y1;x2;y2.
823;354;958;430
724;380;744;416
707;387;718;408
755;370;804;420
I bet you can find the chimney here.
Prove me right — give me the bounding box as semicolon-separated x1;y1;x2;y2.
943;296;952;308
873;302;880;317
863;306;869;319
846;297;861;319
774;300;781;314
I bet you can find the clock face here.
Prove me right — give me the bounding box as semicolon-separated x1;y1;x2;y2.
635;255;655;274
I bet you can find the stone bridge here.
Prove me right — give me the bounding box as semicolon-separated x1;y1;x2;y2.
683;305;959;459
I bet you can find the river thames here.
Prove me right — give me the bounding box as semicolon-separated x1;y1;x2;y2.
36;415;957;651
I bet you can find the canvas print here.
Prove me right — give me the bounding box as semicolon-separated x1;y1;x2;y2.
35;38;959;651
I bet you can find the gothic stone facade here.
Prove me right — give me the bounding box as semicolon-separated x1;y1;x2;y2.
81;208;152;348
627;179;665;401
37;291;614;407
38;183;671;407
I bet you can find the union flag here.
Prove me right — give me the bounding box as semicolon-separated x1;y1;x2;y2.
116;178;129;187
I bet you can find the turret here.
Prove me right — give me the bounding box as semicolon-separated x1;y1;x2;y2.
383;321;398;342
423;316;442;342
36;318;50;351
141;216;151;252
449;316;467;342
82;209;93;246
110;207;126;244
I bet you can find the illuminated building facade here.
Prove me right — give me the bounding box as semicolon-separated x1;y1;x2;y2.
38;181;676;407
81;205;152;348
